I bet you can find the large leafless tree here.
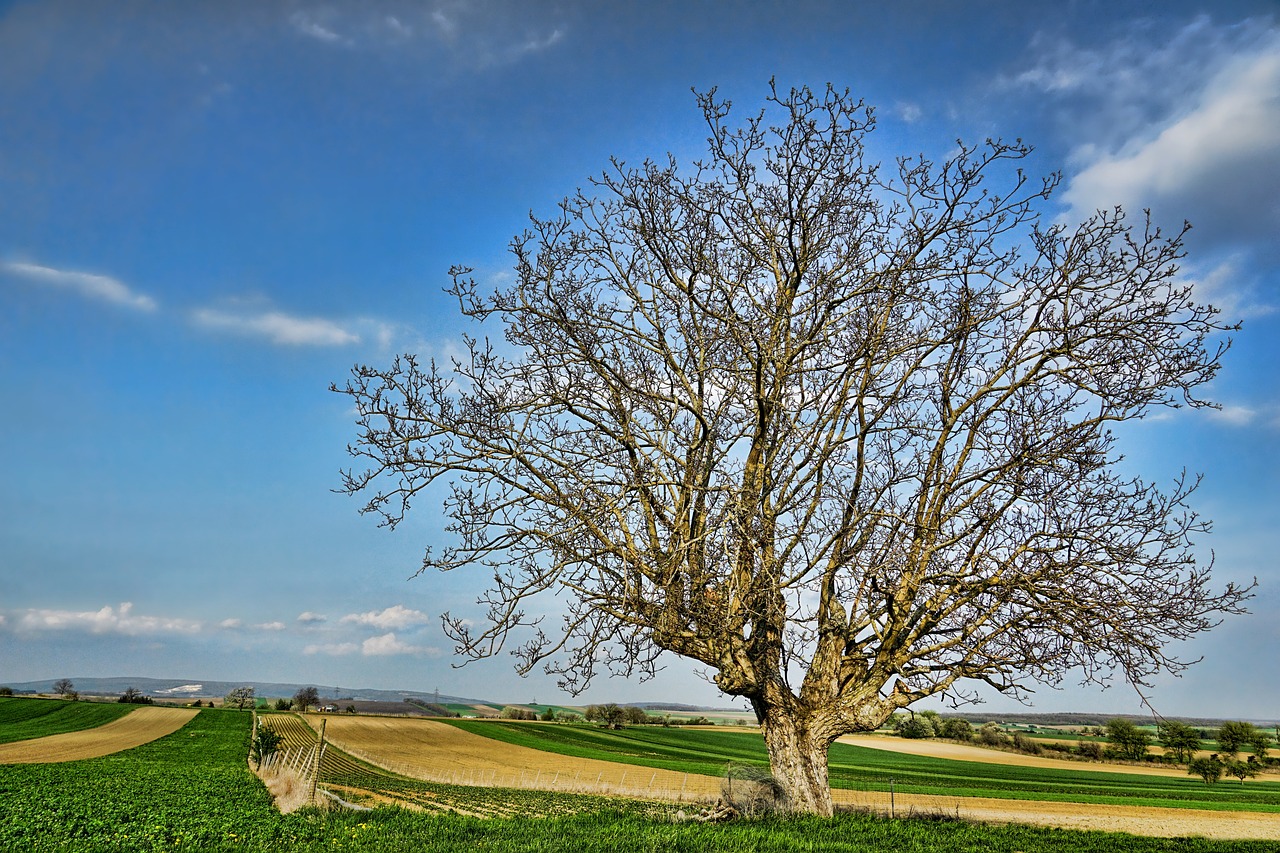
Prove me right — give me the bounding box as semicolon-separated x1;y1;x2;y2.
335;84;1252;814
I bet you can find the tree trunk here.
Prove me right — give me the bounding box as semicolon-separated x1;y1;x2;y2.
759;712;835;816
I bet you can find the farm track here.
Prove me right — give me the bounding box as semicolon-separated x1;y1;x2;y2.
284;714;1280;840
0;706;198;763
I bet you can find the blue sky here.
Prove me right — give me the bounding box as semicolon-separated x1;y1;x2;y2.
1;0;1276;717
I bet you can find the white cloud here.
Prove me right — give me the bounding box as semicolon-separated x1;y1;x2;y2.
304;641;359;656
340;604;431;630
255;621;286;631
361;631;438;657
16;602;200;636
3;261;157;312
297;611;327;625
1207;405;1257;427
218;618;243;629
192;305;360;347
1062;35;1280;242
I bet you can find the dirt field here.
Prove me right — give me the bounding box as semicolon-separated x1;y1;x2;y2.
0;705;198;763
307;716;1280;840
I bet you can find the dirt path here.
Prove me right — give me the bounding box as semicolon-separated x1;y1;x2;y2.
309;716;1279;840
0;706;198;763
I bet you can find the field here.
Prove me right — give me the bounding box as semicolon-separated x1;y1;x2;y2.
0;703;198;762
3;705;1280;851
300;716;1280;839
0;696;134;744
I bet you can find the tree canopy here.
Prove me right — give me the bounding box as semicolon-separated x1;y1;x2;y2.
336;83;1252;814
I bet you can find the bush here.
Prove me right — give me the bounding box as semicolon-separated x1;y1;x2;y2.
938;718;973;741
0;686;13;697
978;722;1009;747
1012;732;1043;755
897;718;934;739
1076;740;1104;759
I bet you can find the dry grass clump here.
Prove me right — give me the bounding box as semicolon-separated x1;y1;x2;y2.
253;760;326;814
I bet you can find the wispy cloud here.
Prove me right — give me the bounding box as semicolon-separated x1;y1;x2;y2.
14;602;200;636
289;10;345;45
3;261;158;312
191;305;361;347
297;611;327;625
284;4;566;68
255;621;287;631
340;604;431;630
304;641;360;656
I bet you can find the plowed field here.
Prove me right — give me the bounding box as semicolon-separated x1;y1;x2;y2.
0;706;198;763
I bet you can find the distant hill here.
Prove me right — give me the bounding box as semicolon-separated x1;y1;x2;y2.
1;676;488;706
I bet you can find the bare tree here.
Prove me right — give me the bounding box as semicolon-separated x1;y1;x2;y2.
335;83;1253;814
51;678;75;700
292;686;319;712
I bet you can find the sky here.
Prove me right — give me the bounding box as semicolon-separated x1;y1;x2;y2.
0;0;1277;719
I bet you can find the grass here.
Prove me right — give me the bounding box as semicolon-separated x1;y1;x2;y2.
441;720;1280;813
0;697;135;744
2;708;1278;851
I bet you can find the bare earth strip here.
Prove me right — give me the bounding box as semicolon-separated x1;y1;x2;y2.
310;716;1279;840
0;706;198;763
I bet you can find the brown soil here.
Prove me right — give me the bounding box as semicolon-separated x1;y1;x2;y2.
309;716;1280;840
0;706;199;763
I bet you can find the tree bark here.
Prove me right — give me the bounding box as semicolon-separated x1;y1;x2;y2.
759;711;835;816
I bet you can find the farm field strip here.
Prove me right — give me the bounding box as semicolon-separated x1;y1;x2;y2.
0;697;134;744
0;704;198;763
296;713;722;803
256;713;678;818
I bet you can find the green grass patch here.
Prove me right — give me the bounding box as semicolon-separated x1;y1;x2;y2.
442;720;1280;813
0;697;135;744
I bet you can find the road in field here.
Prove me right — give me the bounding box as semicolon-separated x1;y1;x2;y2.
307;715;1280;840
0;706;198;763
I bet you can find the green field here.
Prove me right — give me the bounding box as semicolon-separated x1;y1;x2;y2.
443;720;1280;813
2;703;1278;851
0;696;134;744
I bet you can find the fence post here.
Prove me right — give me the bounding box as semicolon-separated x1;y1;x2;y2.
310;719;326;805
